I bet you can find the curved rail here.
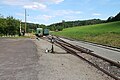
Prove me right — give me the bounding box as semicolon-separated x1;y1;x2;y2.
47;36;120;80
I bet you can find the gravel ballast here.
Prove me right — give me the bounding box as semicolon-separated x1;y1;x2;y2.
34;38;114;80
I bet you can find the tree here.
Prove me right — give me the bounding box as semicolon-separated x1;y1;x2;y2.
114;12;120;21
6;16;19;36
107;16;113;22
0;17;7;36
107;12;120;22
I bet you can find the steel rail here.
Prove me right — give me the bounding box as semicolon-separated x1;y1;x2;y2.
53;36;120;68
56;40;120;80
47;36;120;80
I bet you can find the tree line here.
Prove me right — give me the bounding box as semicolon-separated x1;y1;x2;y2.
47;19;105;31
47;12;120;31
0;12;120;36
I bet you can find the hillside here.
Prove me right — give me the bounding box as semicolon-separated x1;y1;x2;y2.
52;21;120;48
47;19;104;31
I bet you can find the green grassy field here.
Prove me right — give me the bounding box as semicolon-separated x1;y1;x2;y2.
52;21;120;48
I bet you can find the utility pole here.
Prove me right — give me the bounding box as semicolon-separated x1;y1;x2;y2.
25;9;27;33
20;20;22;34
62;20;65;28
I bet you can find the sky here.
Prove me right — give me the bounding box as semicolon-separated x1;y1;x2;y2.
0;0;120;25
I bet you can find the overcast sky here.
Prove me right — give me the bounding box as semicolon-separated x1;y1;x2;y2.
0;0;120;25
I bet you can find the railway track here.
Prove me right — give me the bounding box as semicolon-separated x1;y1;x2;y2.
46;36;120;80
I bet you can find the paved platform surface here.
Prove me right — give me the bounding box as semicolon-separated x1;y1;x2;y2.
61;38;120;62
0;38;39;80
0;38;114;80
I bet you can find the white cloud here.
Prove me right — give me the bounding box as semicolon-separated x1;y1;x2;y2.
16;13;24;16
23;2;46;10
29;9;82;21
1;0;64;5
27;20;39;24
42;15;53;20
34;15;54;21
1;0;64;10
54;10;82;16
33;10;82;21
30;0;64;4
64;16;81;20
93;13;101;16
1;0;47;10
50;0;64;4
2;0;26;5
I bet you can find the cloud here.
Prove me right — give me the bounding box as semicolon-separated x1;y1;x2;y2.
30;0;64;4
54;10;82;16
92;13;101;16
23;2;46;10
34;15;54;21
15;13;24;16
2;0;47;10
1;0;64;5
1;0;64;10
64;16;81;20
50;0;64;4
2;0;26;5
42;15;53;20
27;20;39;24
28;9;82;22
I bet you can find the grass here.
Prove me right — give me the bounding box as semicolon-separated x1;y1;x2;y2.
52;21;120;48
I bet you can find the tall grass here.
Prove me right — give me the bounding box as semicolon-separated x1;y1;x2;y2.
52;21;120;48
